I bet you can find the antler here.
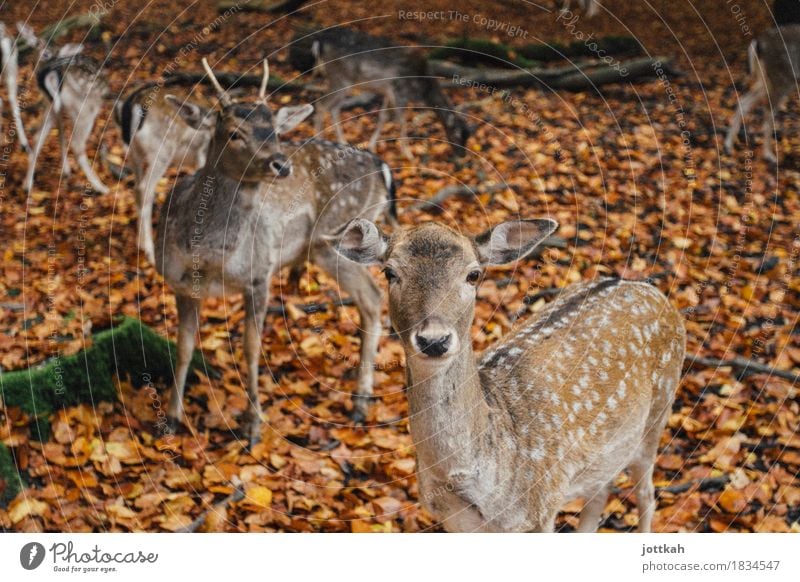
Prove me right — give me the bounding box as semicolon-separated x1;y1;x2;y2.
258;59;269;101
201;58;232;106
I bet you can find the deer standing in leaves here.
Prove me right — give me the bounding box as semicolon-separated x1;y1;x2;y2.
335;218;685;532
157;59;396;445
725;24;800;164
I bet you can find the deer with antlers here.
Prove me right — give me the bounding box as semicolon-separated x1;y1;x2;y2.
310;28;472;160
156;59;397;445
114;84;214;263
725;24;800;164
17;23;109;195
335;218;685;532
0;23;30;151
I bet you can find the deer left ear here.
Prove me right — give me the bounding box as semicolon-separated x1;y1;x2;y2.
333;219;388;265
165;95;209;130
474;219;558;266
274;104;314;135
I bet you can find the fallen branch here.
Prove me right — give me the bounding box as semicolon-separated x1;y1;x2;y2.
217;0;309;13
162;71;304;92
686;355;800;384
432;56;679;91
178;481;245;533
411;183;519;212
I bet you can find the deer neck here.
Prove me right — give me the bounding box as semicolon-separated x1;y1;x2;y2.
405;343;493;474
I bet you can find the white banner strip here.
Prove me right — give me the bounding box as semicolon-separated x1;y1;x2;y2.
1;533;796;581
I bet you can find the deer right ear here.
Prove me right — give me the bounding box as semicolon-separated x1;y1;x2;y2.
165;95;207;130
474;218;558;266
334;219;387;265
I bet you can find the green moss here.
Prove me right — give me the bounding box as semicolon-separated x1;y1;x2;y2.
0;443;23;506
518;42;570;63
0;317;207;439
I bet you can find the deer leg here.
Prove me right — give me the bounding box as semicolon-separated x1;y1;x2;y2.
166;295;201;432
762;94;788;165
367;95;390;152
23;105;56;195
4;56;29;152
136;153;170;264
630;461;656;532
69;104;109;194
576;483;611;532
395;107;414;161
724;85;764;155
55;111;71;178
313;244;382;423
243;282;269;447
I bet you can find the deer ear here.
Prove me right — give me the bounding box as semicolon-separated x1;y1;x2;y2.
474;219;558;266
15;22;39;48
274;104;314;135
165;95;207;130
334;219;388;265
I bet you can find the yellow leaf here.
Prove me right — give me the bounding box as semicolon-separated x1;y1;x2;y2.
246;486;273;509
9;498;48;524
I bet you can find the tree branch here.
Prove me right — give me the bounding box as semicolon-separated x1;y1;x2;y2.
686;355;800;384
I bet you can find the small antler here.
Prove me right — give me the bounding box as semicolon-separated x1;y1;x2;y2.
258;59;269;101
201;58;231;106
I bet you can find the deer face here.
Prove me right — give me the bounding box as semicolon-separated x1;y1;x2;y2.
210;102;312;182
193;58;314;183
335;218;558;367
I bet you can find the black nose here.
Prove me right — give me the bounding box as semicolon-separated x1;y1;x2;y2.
269;159;291;177
415;333;452;358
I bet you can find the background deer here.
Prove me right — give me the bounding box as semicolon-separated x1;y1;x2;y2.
560;0;599;18
724;24;800;163
17;23;109;195
114;84;214;264
0;23;30;151
157;59;396;445
310;28;472;160
335;218;685;532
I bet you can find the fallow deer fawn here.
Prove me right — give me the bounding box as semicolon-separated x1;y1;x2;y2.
335;218;685;532
725;24;800;164
0;23;30;151
114;84;214;264
311;28;472;160
17;23;109;195
156;59;396;445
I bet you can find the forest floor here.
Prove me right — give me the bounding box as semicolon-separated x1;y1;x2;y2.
0;0;798;532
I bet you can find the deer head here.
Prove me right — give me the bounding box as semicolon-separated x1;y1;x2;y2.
335;218;558;366
170;58;313;183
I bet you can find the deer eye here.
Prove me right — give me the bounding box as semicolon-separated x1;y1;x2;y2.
383;267;398;284
229;130;243;141
466;270;482;285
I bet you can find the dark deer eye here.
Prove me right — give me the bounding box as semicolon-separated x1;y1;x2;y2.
466;270;482;285
229;130;243;141
383;267;398;284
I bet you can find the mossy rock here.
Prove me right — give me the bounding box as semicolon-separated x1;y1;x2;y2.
0;317;207;440
517;42;571;63
0;442;23;507
519;36;641;63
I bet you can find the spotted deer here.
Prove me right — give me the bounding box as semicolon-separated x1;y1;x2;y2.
725;24;800;163
0;23;30;151
156;59;397;445
114;84;214;263
310;28;472;160
335;218;685;532
16;23;109;195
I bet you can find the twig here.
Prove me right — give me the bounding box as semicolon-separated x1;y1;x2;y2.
657;475;730;495
267;297;355;316
411;183;520;212
686;355;800;384
178;482;245;533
